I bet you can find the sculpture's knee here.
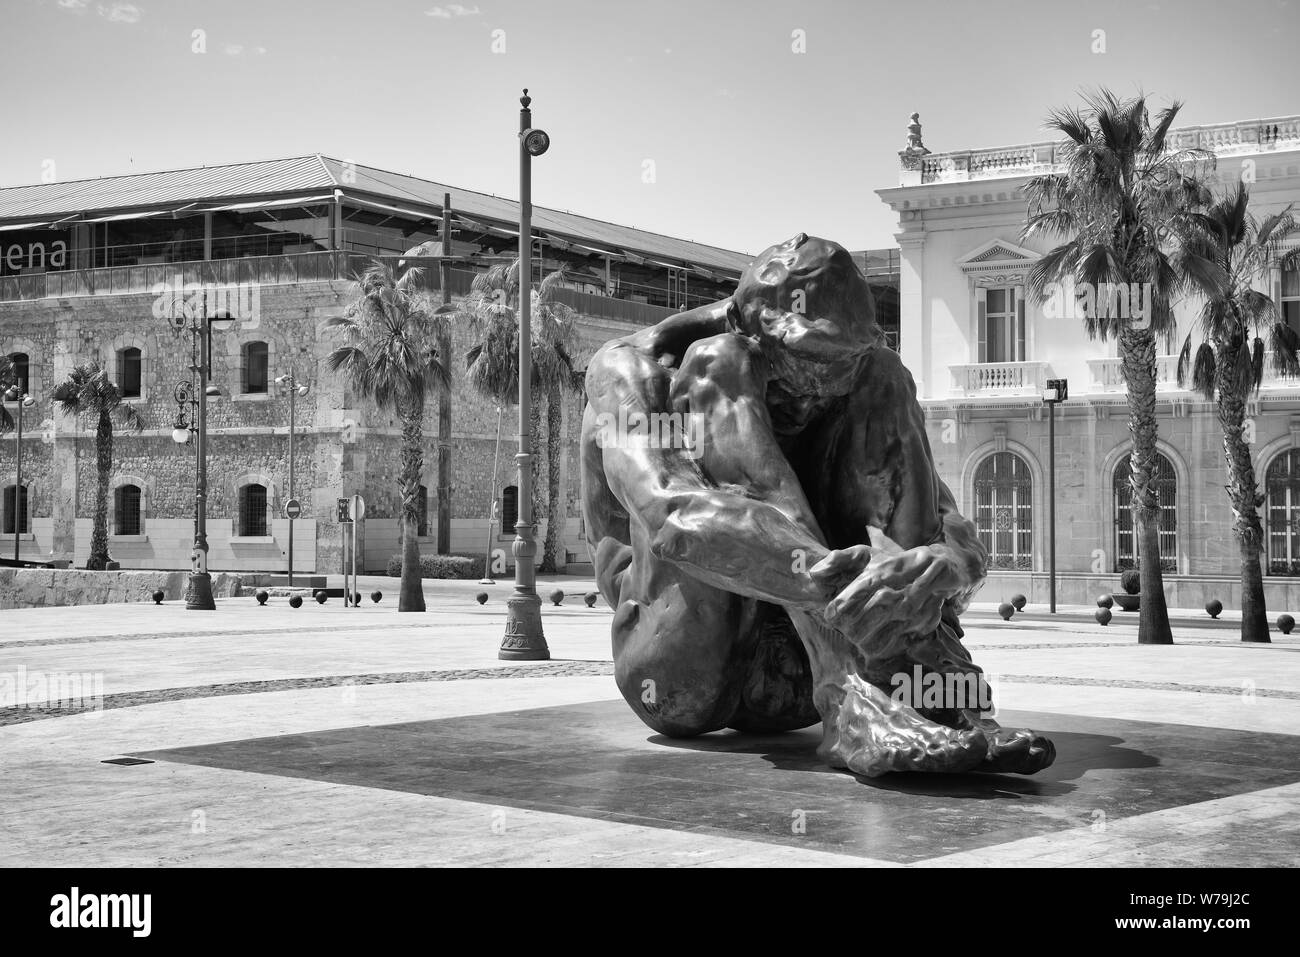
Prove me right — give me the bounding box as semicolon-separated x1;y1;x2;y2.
615;662;739;738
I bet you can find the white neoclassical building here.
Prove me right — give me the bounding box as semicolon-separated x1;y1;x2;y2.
876;112;1300;607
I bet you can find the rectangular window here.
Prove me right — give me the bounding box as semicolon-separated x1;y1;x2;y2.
9;353;29;396
243;343;269;394
118;348;142;398
979;287;1024;363
3;485;28;535
1283;262;1300;335
115;485;142;536
241;485;268;537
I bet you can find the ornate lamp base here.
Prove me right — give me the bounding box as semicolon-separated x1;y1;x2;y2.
186;572;216;611
499;590;549;660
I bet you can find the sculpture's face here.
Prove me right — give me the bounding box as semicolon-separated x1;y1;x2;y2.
732;233;880;435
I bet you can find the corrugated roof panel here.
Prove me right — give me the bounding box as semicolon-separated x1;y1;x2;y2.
0;156;333;221
0;153;753;274
320;157;752;273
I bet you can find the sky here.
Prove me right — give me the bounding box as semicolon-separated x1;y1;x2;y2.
3;0;1299;254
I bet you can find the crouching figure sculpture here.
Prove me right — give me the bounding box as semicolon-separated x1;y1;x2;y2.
580;234;1055;777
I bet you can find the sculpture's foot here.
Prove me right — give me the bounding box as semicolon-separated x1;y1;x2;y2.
816;674;989;777
960;713;1056;774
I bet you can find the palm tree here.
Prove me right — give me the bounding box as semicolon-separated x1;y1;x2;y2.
0;354;15;433
1024;90;1216;645
328;260;450;612
458;260;583;573
401;239;454;556
1173;182;1298;643
51;361;145;570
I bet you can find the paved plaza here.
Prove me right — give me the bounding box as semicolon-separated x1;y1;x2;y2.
2;578;1297;868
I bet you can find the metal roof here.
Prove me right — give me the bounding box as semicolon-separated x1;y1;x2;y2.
0;154;753;275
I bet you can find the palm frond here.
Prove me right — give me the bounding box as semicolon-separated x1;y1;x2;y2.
1269;322;1300;377
1252;336;1265;390
1191;342;1217;400
1176;331;1194;387
1232;337;1254;397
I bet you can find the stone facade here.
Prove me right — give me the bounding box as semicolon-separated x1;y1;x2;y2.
1;278;630;574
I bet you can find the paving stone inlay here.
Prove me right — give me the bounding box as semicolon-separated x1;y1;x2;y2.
0;661;617;726
138;700;1300;865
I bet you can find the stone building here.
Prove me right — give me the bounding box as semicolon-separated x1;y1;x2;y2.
876;111;1300;607
0;155;755;574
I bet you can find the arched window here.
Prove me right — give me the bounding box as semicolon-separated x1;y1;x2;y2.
417;484;429;538
241;341;269;394
114;484;142;536
1114;452;1177;571
501;485;518;533
7;353;29;396
239;483;268;537
973;451;1033;569
2;484;28;534
116;347;142;398
1265;449;1300;576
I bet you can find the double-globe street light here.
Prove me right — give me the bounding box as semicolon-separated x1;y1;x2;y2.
4;384;36;563
163;301;235;611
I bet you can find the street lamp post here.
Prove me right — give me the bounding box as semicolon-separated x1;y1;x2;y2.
499;88;552;661
1043;377;1068;614
274;372;310;586
4;385;35;563
165;302;234;610
480;404;503;585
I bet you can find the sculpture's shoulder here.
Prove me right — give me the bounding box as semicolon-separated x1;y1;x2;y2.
587;299;737;397
847;347;921;412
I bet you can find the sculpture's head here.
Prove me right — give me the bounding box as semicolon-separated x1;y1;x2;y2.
730;234;882;434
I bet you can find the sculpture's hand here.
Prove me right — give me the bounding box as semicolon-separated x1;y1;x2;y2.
810;526;966;645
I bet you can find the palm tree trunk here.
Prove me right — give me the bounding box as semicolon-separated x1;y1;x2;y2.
529;392;543;544
398;401;426;612
87;409;112;570
541;383;564;573
1121;328;1173;644
1215;346;1270;642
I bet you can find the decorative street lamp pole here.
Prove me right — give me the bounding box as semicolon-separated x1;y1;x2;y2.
499;88;552;661
1043;377;1068;614
165;301;234;610
274;372;310;586
4;385;35;563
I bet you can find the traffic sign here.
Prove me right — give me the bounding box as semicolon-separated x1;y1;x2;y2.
284;498;303;519
337;497;351;523
350;494;366;522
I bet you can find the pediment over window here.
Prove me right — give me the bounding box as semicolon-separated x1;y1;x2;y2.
957;239;1041;286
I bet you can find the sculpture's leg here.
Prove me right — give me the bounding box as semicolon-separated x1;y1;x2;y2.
892;623;1055;774
600;532;761;737
780;611;983;776
784;611;1056;776
725;603;819;733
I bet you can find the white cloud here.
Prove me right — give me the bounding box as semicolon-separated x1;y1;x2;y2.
57;0;90;10
223;43;244;56
97;2;142;23
426;4;481;17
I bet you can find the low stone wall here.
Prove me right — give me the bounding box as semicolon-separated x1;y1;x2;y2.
0;569;245;609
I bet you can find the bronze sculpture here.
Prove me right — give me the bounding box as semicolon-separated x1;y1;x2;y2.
580;234;1055;777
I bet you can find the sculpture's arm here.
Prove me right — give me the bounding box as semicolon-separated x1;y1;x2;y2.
932;476;987;616
813;352;987;638
879;356;987;605
585;334;832;611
